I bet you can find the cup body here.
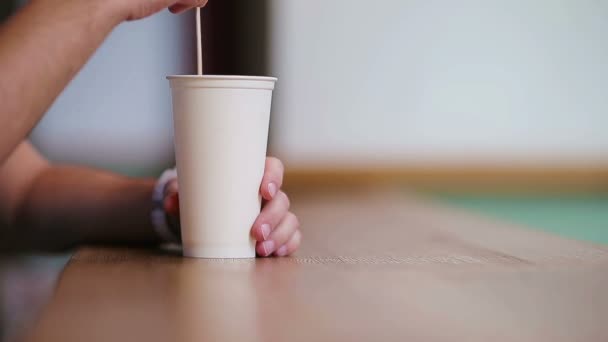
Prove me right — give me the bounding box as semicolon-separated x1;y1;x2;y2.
167;75;277;258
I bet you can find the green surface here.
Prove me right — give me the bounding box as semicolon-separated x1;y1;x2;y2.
437;194;608;244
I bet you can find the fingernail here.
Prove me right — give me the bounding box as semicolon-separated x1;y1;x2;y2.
261;240;275;256
267;183;278;198
260;224;271;240
276;245;288;257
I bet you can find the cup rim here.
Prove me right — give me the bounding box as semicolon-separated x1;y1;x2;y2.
166;75;277;82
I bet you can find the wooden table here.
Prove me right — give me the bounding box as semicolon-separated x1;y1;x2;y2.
26;187;608;341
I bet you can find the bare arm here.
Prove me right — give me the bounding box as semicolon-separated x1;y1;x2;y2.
0;143;302;256
0;0;207;163
0;142;159;252
0;1;124;162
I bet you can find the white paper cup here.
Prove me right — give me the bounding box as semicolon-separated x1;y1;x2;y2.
167;75;277;258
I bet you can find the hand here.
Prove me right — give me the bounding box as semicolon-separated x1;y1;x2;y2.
113;0;209;21
163;157;302;257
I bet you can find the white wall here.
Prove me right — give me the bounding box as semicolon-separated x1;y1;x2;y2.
269;0;608;168
30;11;194;175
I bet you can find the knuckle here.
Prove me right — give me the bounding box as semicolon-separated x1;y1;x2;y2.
287;212;299;228
268;156;285;174
295;216;301;229
279;191;291;209
181;0;202;7
276;159;285;174
291;230;302;248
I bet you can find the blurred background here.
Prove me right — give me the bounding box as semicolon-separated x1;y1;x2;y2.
1;0;608;340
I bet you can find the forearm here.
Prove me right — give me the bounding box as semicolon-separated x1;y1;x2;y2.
5;166;159;252
0;0;123;162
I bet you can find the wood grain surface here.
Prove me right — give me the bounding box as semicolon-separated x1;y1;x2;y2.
26;187;608;341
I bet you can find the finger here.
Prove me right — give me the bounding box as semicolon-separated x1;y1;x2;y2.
168;4;190;14
169;0;208;14
260;157;285;201
274;229;302;257
185;0;209;6
256;212;299;257
251;191;290;241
